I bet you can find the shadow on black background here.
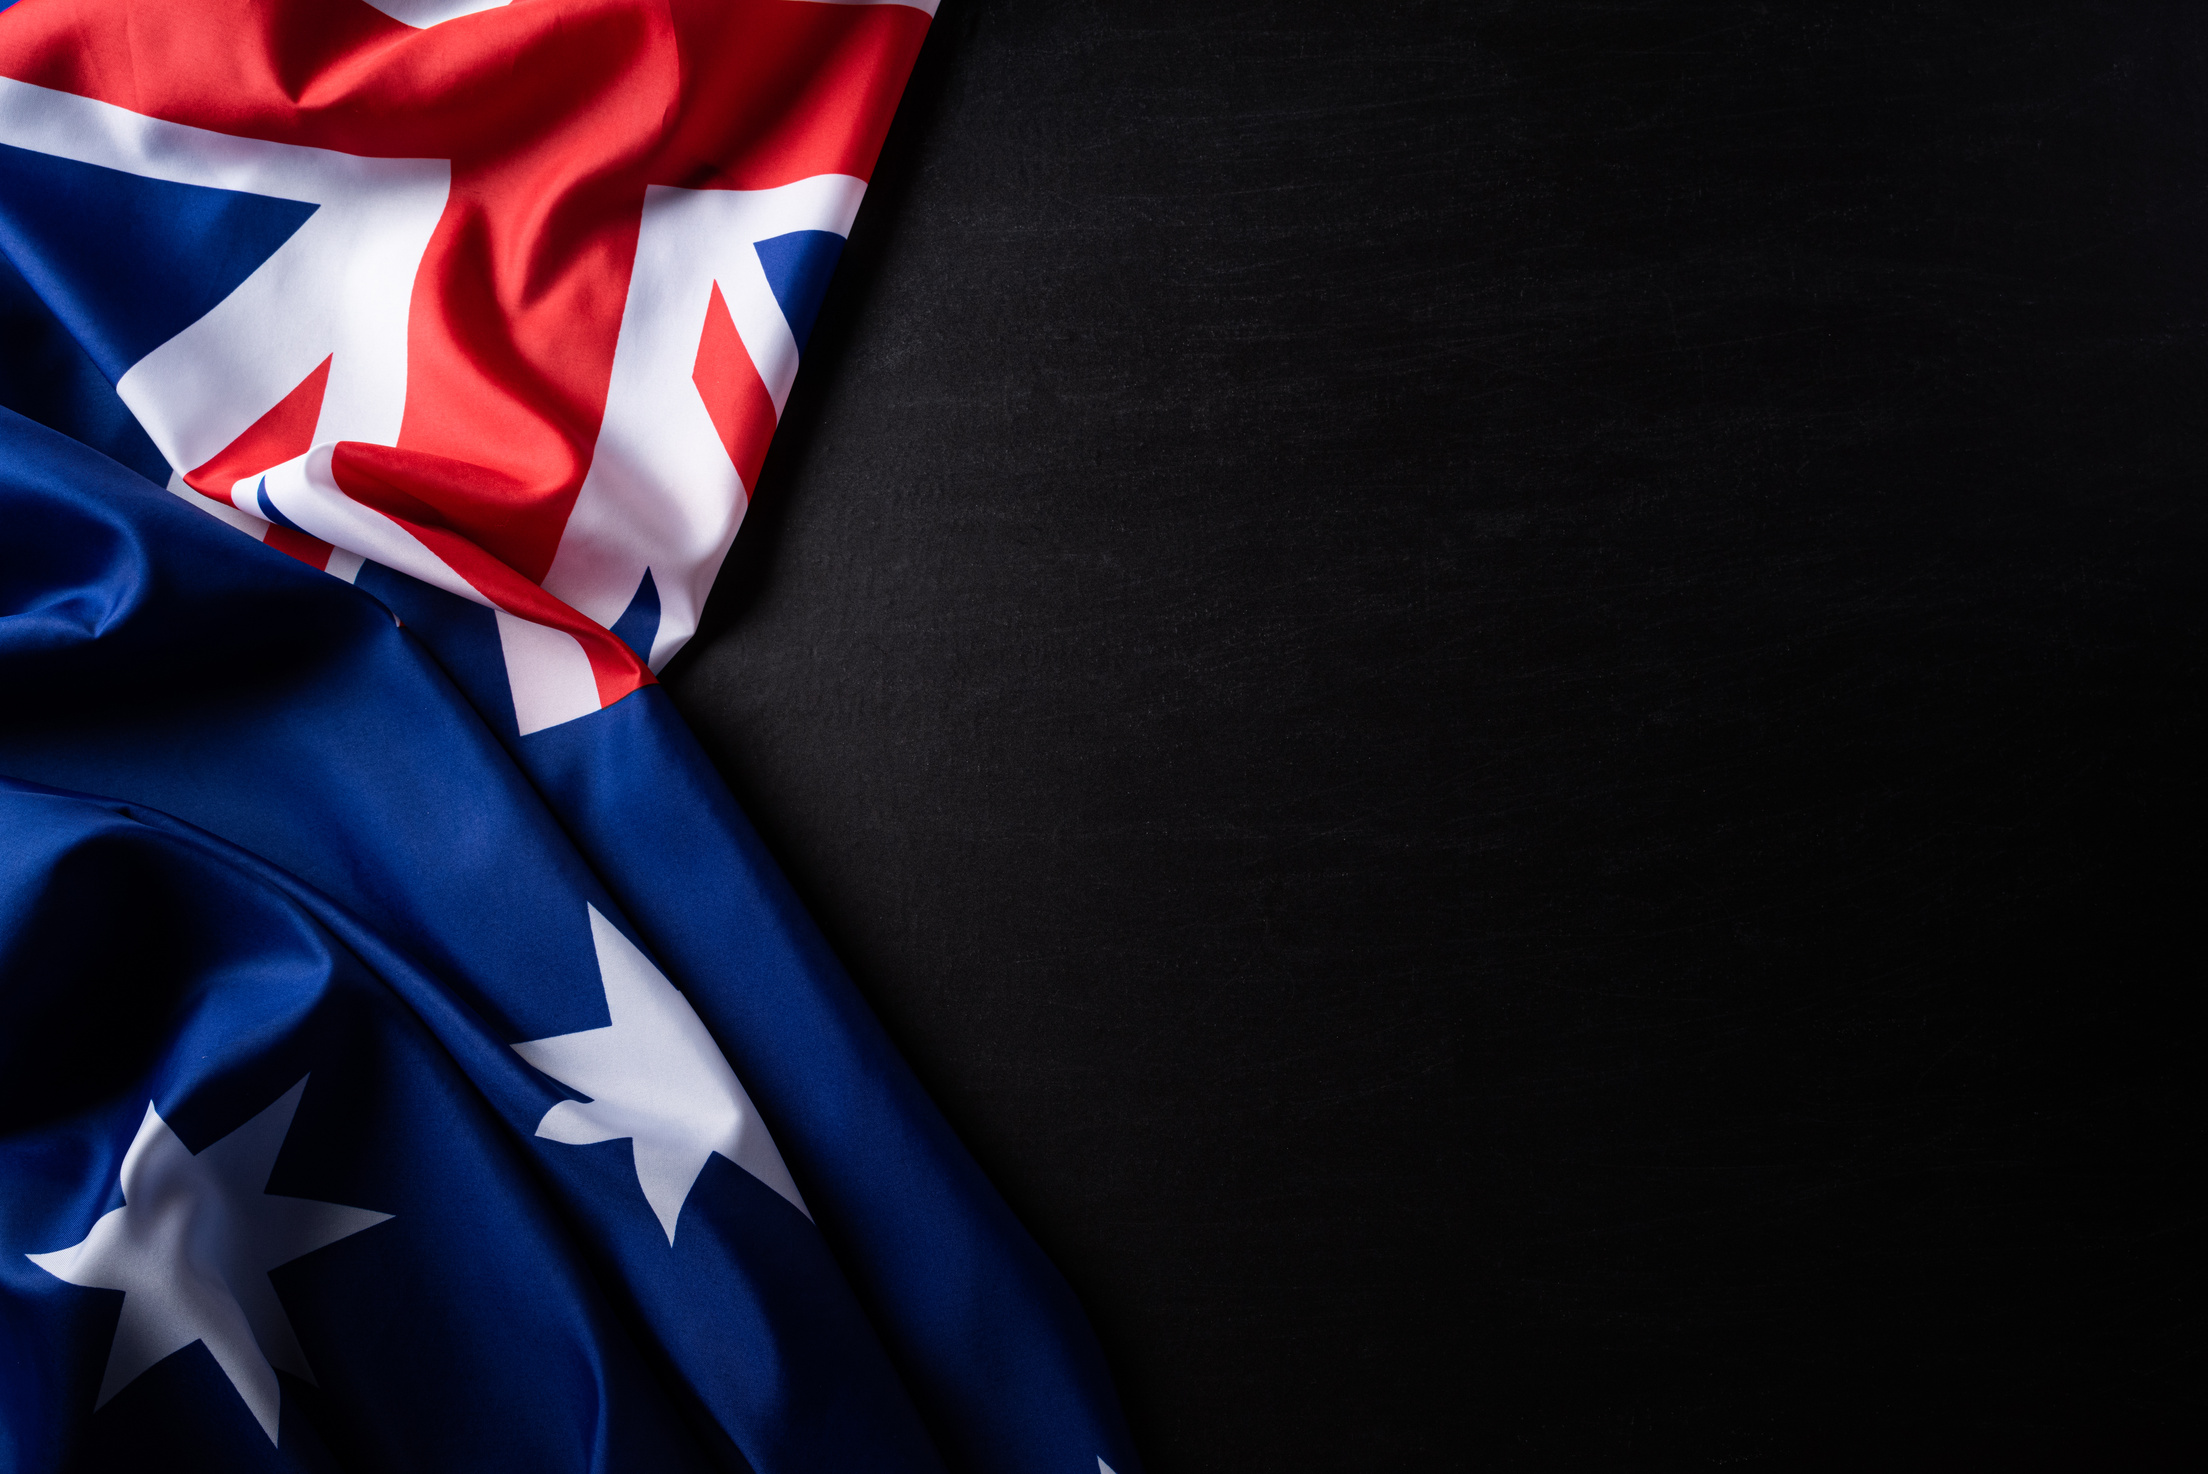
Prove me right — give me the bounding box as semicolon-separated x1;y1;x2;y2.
667;4;2204;1469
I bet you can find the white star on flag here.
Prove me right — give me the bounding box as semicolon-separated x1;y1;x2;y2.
25;1078;391;1443
513;904;808;1243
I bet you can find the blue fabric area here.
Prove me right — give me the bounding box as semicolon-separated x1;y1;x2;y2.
352;564;520;742
0;408;1141;1474
0;787;717;1474
0;142;315;382
611;567;662;665
523;692;1140;1474
0;246;167;484
752;231;844;356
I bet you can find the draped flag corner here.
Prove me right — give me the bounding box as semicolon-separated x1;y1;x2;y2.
0;3;1140;1472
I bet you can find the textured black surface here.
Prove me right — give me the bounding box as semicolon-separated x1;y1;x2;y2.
665;4;2206;1468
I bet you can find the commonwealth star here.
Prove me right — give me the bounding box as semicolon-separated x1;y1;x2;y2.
26;1078;391;1442
514;904;808;1243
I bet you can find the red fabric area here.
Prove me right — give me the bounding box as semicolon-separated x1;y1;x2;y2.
664;0;927;193
184;354;331;498
330;441;652;709
264;524;335;569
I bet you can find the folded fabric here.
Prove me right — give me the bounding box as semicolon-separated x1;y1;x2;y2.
0;166;1134;1474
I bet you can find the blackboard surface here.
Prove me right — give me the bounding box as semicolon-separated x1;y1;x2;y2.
665;5;2205;1468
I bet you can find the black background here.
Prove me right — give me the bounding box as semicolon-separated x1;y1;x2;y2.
666;4;2205;1469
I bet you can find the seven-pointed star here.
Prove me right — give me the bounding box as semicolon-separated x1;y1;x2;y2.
25;1078;391;1443
513;904;808;1243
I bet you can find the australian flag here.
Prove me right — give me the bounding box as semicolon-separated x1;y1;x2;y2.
0;3;1139;1471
